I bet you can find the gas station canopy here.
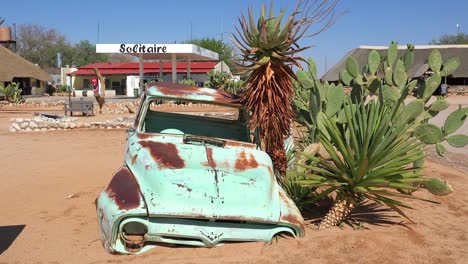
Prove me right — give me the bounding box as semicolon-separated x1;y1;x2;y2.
96;44;219;93
96;44;218;61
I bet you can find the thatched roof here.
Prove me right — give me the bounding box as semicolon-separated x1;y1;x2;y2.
323;45;468;81
0;45;51;82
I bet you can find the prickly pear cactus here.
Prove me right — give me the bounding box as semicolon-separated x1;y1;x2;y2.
293;58;345;144
330;41;466;157
414;106;468;156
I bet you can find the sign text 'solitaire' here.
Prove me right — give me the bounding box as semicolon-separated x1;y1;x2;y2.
119;44;168;53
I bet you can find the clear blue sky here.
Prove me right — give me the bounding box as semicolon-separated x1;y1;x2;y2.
3;0;468;76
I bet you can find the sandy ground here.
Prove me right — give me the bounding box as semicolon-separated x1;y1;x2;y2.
0;99;467;263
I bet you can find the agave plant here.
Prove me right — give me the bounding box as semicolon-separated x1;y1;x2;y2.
298;99;429;229
232;0;338;176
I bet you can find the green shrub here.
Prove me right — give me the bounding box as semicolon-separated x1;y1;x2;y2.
57;85;69;93
0;82;23;103
205;70;230;89
179;79;197;86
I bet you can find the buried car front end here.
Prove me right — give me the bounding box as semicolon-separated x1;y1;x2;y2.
96;135;305;254
95;83;305;254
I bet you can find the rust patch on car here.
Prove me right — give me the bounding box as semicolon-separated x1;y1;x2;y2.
175;183;193;193
279;191;305;232
105;167;141;210
225;141;256;149
279;191;294;206
131;154;138;165
281;213;305;232
206;147;216;169
139;141;185;169
137;133;153;140
148;82;242;106
234;151;259;171
219;215;273;223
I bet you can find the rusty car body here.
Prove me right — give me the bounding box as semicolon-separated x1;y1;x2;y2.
95;82;305;254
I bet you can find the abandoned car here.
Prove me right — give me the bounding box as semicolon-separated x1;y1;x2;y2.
95;82;305;254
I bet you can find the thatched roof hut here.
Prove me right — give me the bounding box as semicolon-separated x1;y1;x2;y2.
0;45;51;82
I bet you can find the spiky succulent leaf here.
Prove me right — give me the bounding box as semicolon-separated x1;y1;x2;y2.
350;82;363;103
346;57;359;78
340;69;352;86
435;143;446;156
337;104;356;124
444;107;468;135
423;177;453;196
414;123;444;144
440;57;460;77
387;41;398;67
367;50;380;75
429;98;449;112
428;49;443;72
447;134;468;148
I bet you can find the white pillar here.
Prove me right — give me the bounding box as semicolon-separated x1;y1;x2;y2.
138;53;144;96
172;53;177;83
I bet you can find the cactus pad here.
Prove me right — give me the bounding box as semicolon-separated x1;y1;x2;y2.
414;124;444;144
447;134;468;148
444;107;468;135
423;177;453;196
428;49;443;72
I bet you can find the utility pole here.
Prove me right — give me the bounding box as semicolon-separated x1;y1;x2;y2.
97;21;100;44
190;20;193;41
220;31;224;73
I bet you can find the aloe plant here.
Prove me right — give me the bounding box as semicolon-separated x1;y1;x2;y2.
233;1;338;176
298;100;427;229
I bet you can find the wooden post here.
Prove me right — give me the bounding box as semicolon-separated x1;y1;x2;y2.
93;67;106;113
93;67;106;97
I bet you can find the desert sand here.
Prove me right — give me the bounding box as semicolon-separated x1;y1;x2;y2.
0;102;467;264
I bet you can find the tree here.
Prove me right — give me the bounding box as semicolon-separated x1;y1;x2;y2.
0;17;5;25
233;0;339;176
430;32;468;44
109;53;135;63
184;37;236;73
72;40;109;67
16;24;109;68
16;24;72;68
